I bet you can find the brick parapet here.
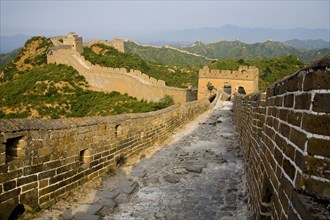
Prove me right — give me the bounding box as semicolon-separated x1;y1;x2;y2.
0;99;210;219
199;65;259;80
233;55;330;219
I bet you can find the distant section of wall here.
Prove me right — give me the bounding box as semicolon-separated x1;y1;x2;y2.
198;66;259;100
84;39;125;53
0;99;210;220
233;56;330;219
47;48;195;104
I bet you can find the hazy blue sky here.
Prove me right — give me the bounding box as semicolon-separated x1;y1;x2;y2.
1;0;329;39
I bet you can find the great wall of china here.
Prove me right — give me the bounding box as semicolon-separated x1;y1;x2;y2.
0;99;210;219
47;33;196;104
0;32;329;219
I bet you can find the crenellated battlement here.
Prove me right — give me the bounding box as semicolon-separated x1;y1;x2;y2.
199;65;259;80
48;48;167;87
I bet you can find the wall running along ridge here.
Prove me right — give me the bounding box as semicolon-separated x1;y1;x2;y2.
0;99;210;219
233;56;330;219
47;48;196;104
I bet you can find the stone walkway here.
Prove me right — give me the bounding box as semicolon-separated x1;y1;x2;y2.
36;101;249;220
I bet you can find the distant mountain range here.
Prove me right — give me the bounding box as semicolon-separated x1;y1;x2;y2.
139;25;329;44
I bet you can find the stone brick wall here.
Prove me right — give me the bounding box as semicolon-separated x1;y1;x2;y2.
233;56;330;219
0;99;210;219
47;48;196;104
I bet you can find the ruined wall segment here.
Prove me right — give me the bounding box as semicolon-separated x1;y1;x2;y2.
233;55;330;219
0;99;210;220
198;66;259;100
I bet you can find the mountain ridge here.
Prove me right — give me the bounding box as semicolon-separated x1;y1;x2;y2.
138;25;329;44
126;39;329;64
283;39;330;50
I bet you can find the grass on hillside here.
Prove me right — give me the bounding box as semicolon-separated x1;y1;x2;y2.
0;64;174;119
209;55;305;91
83;43;199;88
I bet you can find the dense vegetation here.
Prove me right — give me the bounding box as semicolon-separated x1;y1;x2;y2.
209;55;305;90
124;41;211;66
83;43;199;88
180;40;329;63
0;64;174;119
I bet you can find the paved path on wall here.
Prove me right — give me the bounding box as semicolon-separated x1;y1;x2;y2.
36;101;249;220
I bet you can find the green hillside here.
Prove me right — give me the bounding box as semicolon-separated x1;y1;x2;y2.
209;55;305;91
181;40;329;63
83;43;200;88
0;64;173;119
0;37;174;119
124;41;211;66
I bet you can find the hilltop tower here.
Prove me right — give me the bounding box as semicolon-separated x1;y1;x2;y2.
109;38;125;52
198;65;259;100
63;32;83;54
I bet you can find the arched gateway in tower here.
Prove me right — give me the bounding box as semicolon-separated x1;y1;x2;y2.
197;65;259;100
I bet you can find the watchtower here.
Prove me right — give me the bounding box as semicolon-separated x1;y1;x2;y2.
63;32;83;54
198;65;259;100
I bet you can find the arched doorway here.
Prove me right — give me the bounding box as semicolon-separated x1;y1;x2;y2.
238;86;246;94
224;85;232;95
